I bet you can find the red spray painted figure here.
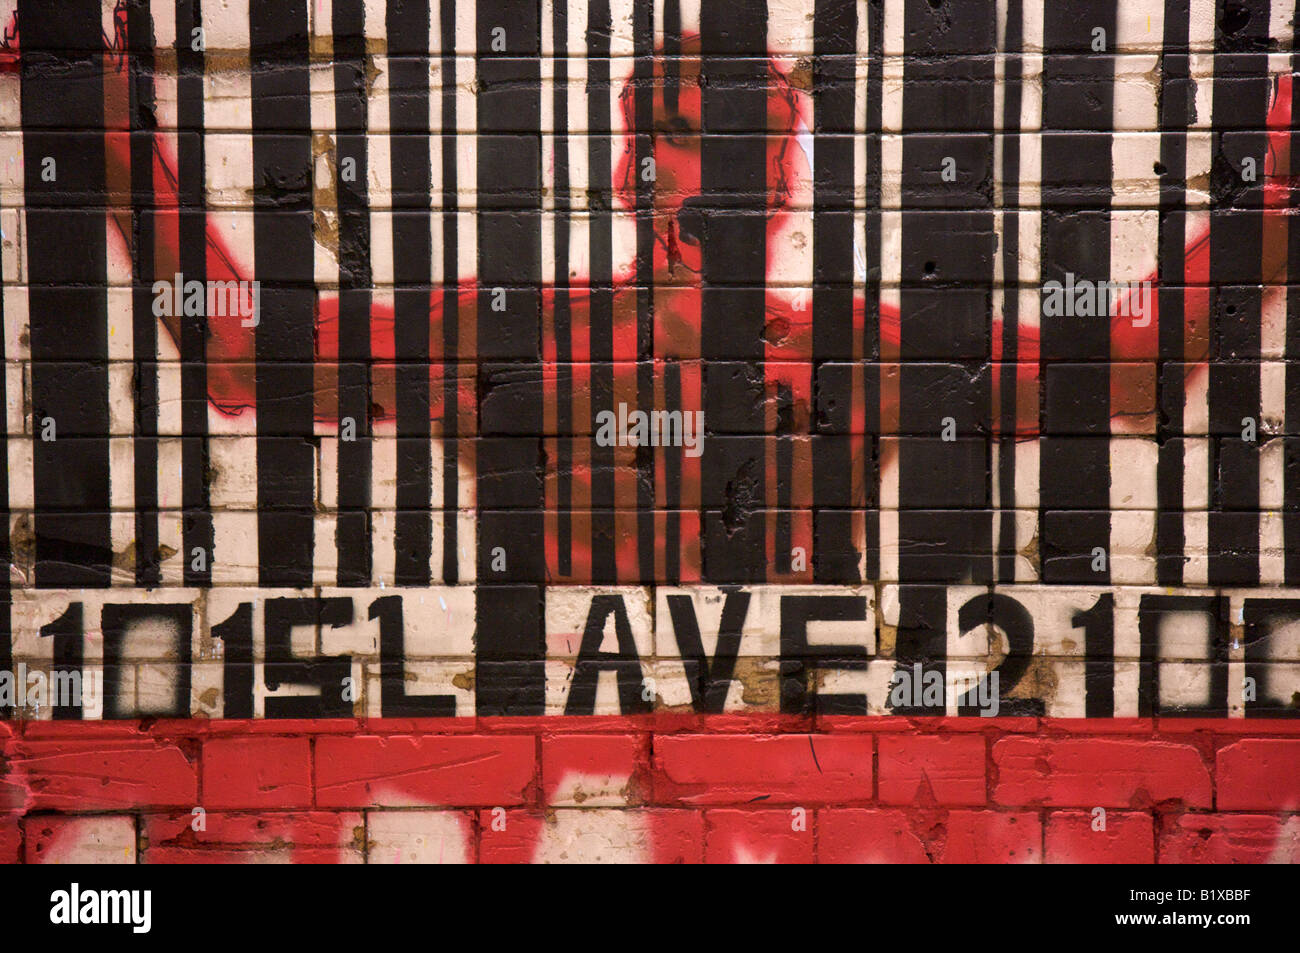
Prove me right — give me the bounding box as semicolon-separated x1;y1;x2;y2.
1;14;1294;573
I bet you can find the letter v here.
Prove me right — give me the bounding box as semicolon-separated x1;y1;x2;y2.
666;590;751;713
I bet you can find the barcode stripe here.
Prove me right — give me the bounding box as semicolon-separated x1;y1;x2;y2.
390;0;434;587
897;0;995;585
1157;0;1192;585
1287;9;1300;582
439;1;461;584
634;0;655;582
131;0;160;586
588;0;616;582
474;0;545;714
1038;0;1117;584
997;0;1024;583
811;0;857;584
551;0;573;576
1207;0;1269;585
700;0;768;582
861;0;882;584
22;0;112;587
251;0;315;588
892;0;1000;715
335;0;374;587
177;0;212;587
0;22;10;716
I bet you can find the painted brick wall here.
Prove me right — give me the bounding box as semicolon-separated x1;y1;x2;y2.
4;718;1300;862
2;0;1300;864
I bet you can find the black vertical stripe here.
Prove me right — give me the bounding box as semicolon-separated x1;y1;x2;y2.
389;0;433;586
665;358;682;581
588;0;616;582
334;0;373;587
634;0;655;581
1208;0;1267;586
252;0;315;588
811;0;857;582
700;1;767;582
475;0;544;714
553;0;572;576
862;0;883;583
997;0;1023;582
1157;3;1191;586
812;0;856;359
897;0;994;584
441;0;460;583
893;0;997;713
177;0;212;587
22;0;111;587
1287;13;1300;583
861;370;880;583
664;0;681;113
1083;592;1115;717
776;382;793;570
130;0;159;585
1039;0;1116;585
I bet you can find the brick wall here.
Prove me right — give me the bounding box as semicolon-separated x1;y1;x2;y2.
2;0;1300;864
4;717;1299;862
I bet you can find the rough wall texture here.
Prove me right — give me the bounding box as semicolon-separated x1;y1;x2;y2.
1;0;1299;863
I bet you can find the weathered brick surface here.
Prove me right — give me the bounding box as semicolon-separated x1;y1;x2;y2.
542;733;648;807
1215;739;1300;810
705;809;815;864
0;815;20;864
479;808;704;864
314;735;536;807
1045;811;1155;864
0;718;1291;861
940;811;1042;864
878;734;986;807
24;815;136;864
6;739;199;811
992;738;1213;809
653;734;873;805
817;809;932;864
202;737;313;809
366;810;474;864
1158;814;1300;864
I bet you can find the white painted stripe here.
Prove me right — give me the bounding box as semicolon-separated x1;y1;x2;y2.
314;513;338;586
1271;0;1297;51
371;420;397;585
106;137;133;585
0;24;26;540
1184;510;1209;587
202;1;255;587
1116;0;1164;52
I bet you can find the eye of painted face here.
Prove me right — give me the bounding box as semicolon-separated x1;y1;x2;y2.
654;114;695;145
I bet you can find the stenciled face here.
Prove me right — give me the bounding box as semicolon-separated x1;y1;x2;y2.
613;42;808;283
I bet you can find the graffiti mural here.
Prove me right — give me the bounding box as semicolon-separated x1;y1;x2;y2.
0;0;1298;864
